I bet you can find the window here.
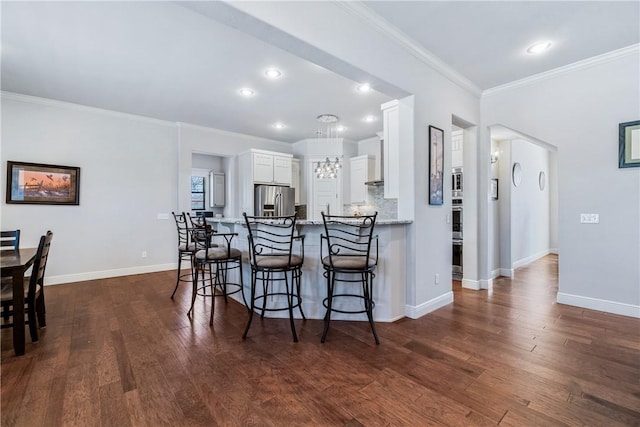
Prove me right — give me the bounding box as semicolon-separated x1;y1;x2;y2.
191;176;205;210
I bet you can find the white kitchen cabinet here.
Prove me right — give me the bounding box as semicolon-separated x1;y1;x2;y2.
382;100;400;199
238;149;294;215
273;155;292;186
210;172;225;207
253;152;275;184
250;151;291;186
350;155;374;204
291;158;301;205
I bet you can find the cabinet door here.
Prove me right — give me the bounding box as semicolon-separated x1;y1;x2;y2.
211;173;225;207
291;159;300;204
273;155;292;185
253;153;274;184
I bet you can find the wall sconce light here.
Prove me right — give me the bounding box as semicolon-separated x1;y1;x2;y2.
491;151;499;164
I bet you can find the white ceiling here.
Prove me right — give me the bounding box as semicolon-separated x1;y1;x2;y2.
2;1;638;144
364;1;640;90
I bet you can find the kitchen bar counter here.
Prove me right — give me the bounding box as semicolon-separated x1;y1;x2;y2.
207;217;412;322
207;217;412;226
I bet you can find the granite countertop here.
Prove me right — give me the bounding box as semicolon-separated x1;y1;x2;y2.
207;217;412;225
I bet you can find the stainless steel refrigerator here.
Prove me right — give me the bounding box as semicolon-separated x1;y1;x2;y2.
254;185;295;216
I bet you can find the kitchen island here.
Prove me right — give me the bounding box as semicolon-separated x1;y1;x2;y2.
207;217;412;322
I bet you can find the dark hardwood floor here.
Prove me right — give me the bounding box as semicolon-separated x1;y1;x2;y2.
2;255;639;426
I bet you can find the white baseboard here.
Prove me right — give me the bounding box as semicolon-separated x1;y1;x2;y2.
549;248;559;255
480;278;493;290
45;263;177;286
490;269;501;279
500;268;514;278
461;279;480;290
557;292;640;318
405;291;453;319
513;249;551;270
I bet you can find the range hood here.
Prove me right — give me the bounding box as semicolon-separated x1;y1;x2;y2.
365;138;384;186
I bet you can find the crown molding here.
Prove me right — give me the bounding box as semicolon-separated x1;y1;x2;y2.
336;1;482;98
1;91;289;145
483;44;640;97
0;91;176;127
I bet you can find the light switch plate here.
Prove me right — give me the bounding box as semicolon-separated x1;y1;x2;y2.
157;213;170;220
580;213;599;224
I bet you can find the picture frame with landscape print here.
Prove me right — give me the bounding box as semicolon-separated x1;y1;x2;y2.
619;120;640;168
428;125;444;205
6;161;80;205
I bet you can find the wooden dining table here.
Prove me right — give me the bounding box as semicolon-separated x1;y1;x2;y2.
1;248;37;356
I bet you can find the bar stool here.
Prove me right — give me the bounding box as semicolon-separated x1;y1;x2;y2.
170;212;195;299
242;213;305;342
320;212;379;344
189;222;245;325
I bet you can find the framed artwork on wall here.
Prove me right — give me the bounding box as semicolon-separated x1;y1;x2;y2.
428;125;444;205
6;161;80;205
490;178;499;200
619;120;640;168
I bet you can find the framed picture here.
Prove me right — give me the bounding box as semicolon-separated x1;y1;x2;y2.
428;125;444;205
6;161;80;205
619;120;640;168
490;178;499;200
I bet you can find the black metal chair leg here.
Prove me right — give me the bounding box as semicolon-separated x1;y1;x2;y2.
295;268;306;320
242;270;257;340
363;273;379;345
171;255;182;299
187;263;200;317
321;272;335;343
284;271;298;342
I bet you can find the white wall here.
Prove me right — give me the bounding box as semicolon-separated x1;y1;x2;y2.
1;93;178;284
482;48;640;316
510;139;550;268
1;93;296;284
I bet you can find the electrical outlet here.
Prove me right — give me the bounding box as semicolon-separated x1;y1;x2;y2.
157;213;169;220
580;213;599;224
141;251;147;258
435;273;440;285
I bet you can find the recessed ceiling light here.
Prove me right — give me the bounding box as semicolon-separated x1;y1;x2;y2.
526;41;552;54
264;68;282;79
363;115;377;123
272;122;286;129
357;83;371;93
238;87;255;97
336;125;346;132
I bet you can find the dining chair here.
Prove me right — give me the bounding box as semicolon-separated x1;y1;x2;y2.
0;230;53;343
0;229;20;251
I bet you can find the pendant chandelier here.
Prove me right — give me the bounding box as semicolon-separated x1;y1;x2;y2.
315;114;342;179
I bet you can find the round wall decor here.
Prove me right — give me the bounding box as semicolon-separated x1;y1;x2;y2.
539;171;546;191
512;162;522;187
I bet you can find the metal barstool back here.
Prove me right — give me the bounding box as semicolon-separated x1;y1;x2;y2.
170;212;196;299
188;221;245;325
320;212;379;344
242;213;305;342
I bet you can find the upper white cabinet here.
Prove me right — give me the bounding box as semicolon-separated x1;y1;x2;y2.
291;158;301;205
350;155;374;204
273;155;292;186
253;152;274;184
250;151;292;185
238;149;293;215
382;100;400;199
210;172;225;207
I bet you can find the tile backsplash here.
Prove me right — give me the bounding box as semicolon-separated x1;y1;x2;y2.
344;185;398;219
